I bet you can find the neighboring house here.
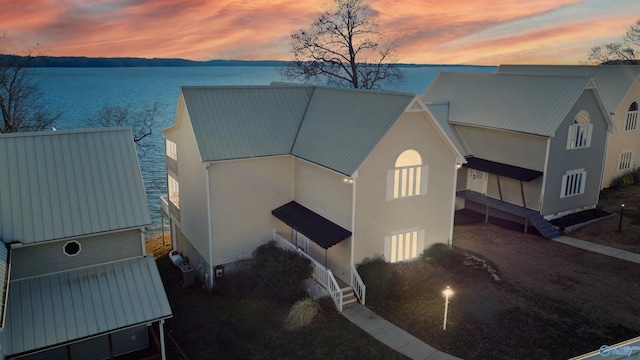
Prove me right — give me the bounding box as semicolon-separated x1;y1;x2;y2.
162;85;465;308
422;73;614;238
0;128;172;360
497;65;640;188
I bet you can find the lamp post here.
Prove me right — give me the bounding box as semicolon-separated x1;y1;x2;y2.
442;286;453;330
618;203;625;232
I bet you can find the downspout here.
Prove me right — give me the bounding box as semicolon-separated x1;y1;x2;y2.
350;171;358;270
205;164;214;289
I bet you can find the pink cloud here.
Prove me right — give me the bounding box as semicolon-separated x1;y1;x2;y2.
0;0;637;64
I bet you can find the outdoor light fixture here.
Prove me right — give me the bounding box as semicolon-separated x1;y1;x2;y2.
342;178;354;184
442;286;453;330
618;203;625;232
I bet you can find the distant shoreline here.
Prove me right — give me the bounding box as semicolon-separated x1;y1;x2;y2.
0;54;494;68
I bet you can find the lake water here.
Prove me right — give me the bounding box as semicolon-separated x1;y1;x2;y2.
32;65;496;235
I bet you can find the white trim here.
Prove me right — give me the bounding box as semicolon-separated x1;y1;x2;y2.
206;165;214;289
561;168;587;198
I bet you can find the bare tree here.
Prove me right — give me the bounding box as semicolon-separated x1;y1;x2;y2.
587;19;640;65
0;37;61;133
282;0;403;89
85;102;161;157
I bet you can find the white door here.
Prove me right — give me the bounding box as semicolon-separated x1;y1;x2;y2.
294;231;309;253
469;169;488;194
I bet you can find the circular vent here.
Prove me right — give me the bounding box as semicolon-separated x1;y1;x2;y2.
64;240;81;256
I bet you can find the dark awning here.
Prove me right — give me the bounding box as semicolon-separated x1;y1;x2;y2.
463;157;542;182
272;201;352;249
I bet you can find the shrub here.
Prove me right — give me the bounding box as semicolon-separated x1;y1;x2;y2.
611;167;640;188
283;297;321;330
356;256;398;307
421;243;452;268
250;241;313;302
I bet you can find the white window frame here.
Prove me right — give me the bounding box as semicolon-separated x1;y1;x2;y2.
566;111;593;150
168;173;180;209
561;168;586;198
166;139;177;161
625;102;638;131
618;150;633;171
384;229;425;263
386;150;428;200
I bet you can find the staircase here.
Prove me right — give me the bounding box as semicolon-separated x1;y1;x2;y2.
341;286;358;309
527;213;562;239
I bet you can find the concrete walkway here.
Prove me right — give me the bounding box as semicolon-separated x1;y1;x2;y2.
342;304;462;360
553;236;640;264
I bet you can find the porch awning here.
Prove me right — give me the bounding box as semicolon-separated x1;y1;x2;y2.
4;255;173;357
272;201;352;249
463;157;542;182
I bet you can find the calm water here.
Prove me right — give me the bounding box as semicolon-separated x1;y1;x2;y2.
32;65;496;235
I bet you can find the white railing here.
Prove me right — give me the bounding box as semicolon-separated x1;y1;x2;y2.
351;265;366;305
273;231;344;311
160;195;169;217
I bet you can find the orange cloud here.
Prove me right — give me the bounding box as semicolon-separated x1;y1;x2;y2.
0;0;638;64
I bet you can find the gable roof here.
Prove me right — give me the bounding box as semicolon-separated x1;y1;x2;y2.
497;65;640;114
175;85;446;176
0;128;151;245
422;72;610;137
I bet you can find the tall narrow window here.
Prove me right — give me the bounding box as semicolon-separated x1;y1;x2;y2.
625;102;638;131
561;169;586;198
386;149;428;200
168;174;180;209
618;150;633;171
166;139;178;160
384;229;425;263
567;110;592;149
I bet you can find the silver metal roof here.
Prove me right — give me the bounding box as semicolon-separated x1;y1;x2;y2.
4;255;172;356
0;128;151;245
422;73;602;136
497;65;640;114
176;85;420;176
425;103;472;156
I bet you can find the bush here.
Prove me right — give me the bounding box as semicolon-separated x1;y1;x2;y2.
284;297;321;330
250;241;313;302
611;167;640;188
421;243;452;268
356;256;398;307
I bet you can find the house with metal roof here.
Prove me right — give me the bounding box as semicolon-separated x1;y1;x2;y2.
0;128;172;360
162;85;465;310
422;73;614;238
497;65;640;188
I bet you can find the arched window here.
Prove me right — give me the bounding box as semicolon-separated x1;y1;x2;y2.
567;110;592;149
625;102;638;131
387;149;428;200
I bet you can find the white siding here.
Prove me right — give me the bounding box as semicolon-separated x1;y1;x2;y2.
353;112;458;265
209;156;293;265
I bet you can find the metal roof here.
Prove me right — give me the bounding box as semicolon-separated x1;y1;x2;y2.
4;255;172;356
0;244;8;328
425;103;472;156
497;65;640;114
0;128;151;245
272;201;352;249
463;157;542;182
422;73;600;137
177;85;418;176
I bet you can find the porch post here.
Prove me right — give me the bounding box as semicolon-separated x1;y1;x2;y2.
160;319;167;360
520;181;527;209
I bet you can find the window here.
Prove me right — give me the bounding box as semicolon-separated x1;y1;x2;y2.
168;174;180;209
567;110;592;149
618;150;633;171
384;229;425;263
63;240;81;256
625;102;638;131
166;139;177;160
561;169;586;198
386;149;428;200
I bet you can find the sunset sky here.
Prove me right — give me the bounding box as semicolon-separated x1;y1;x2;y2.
2;0;639;65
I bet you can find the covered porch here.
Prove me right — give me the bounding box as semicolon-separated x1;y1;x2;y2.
271;201;365;311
